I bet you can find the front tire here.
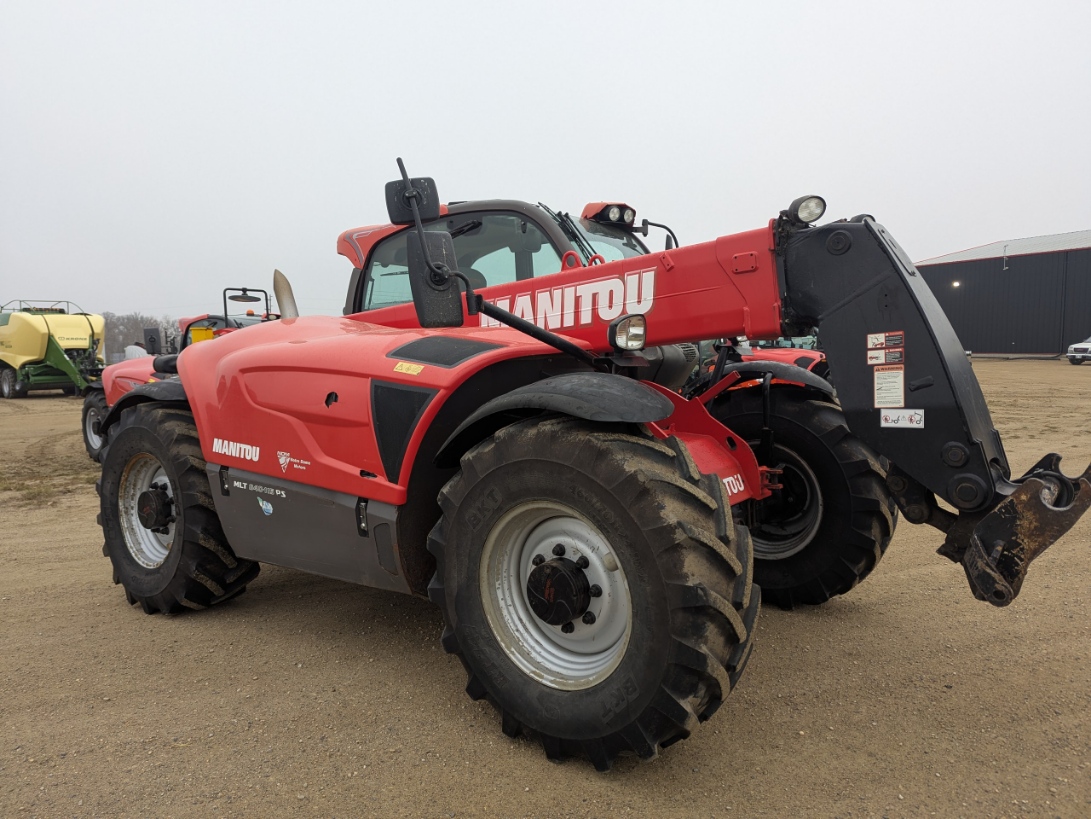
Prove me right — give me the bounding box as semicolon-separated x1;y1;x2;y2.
82;390;109;461
1;367;25;399
712;390;896;609
428;416;758;770
1069;358;1083;365
99;404;259;614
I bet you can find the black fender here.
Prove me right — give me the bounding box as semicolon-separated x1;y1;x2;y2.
722;360;834;398
99;379;189;436
435;372;674;468
81;380;105;398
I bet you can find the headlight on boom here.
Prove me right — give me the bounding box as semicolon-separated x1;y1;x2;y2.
610;314;647;351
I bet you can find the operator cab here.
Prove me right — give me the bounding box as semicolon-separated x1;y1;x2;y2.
342;200;654;315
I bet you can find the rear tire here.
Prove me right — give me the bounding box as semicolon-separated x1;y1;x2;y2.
99;404;259;614
82;391;109;462
428;416;758;770
712;390;896;609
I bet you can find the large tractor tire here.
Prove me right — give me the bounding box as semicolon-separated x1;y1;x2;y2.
712;390;896;609
1;367;27;398
99;404;259;614
82;390;109;462
428;416;758;770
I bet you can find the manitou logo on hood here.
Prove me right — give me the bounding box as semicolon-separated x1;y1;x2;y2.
480;268;655;330
212;438;261;462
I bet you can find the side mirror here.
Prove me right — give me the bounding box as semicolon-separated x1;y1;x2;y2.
142;327;163;355
407;230;465;328
386;177;441;225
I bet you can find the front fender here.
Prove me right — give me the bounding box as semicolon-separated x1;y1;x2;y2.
99;378;189;436
700;360;834;407
435;372;674;468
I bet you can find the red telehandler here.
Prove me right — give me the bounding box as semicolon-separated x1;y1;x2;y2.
339;196;850;609
96;160;1090;770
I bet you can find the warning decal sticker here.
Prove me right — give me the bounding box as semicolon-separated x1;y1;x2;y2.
874;364;905;408
867;348;904;365
880;409;924;428
867;331;905;349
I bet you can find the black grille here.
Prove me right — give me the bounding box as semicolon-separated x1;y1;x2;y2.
371;381;437;482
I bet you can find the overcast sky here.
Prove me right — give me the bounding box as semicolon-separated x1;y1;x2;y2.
2;0;1089;318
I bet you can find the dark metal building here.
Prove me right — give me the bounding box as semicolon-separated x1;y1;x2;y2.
917;230;1091;355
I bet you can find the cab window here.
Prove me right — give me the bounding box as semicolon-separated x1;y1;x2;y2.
361;213;562;312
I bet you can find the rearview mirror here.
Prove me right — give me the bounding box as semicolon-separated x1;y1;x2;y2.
386;177;441;225
407;230;465;328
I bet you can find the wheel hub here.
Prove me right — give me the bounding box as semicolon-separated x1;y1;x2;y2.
137;484;174;533
526;557;591;625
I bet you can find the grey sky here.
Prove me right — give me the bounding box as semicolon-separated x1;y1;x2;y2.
2;0;1089;318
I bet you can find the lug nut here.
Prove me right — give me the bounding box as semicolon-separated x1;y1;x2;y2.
561;622;575;634
589;584;602;598
552;544;566;556
575;555;589;569
532;554;545;566
582;612;596;625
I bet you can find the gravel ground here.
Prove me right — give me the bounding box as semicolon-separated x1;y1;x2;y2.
1;359;1089;818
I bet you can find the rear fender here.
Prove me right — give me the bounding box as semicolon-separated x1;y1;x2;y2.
435;372;675;468
98;379;188;436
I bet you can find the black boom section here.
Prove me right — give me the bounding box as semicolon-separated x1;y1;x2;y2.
781;219;1009;511
388;337;503;368
372;380;437;483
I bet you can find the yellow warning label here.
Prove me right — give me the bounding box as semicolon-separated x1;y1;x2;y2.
873;364;905;408
393;361;424;375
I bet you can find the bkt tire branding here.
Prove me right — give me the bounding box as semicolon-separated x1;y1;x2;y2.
480;269;655;331
211;438;261;462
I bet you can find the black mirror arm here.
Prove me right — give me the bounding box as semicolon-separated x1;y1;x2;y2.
451;271;480;316
397;157;450;283
639;218;679;250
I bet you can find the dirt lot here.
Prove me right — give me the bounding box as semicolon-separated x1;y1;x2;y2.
1;359;1089;818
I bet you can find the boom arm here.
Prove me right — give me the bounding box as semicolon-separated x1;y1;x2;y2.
356;208;1090;605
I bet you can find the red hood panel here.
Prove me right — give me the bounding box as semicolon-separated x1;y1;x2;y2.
178;315;557;505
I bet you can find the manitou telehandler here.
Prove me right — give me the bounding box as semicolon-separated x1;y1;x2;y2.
339;192;846;610
95;160;1090;770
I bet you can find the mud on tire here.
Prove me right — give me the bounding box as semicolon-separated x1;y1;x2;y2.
427;416;758;770
99;404;259;614
713;390;896;609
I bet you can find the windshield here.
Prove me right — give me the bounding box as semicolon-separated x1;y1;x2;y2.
538;203;649;263
573;217;650;262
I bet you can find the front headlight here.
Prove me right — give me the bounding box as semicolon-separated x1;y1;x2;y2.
610;314;646;351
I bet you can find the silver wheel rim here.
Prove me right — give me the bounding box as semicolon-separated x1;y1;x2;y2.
479;501;632;691
84;404;103;451
750;443;824;560
118;453;175;568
